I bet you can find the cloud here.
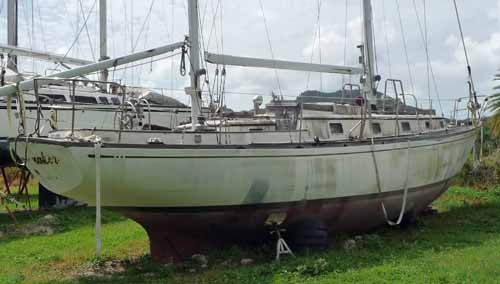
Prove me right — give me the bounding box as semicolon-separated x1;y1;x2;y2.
1;0;498;114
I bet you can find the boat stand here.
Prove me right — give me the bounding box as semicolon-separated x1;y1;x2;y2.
1;166;31;222
270;225;294;261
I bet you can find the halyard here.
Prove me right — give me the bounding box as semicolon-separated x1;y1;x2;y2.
1;186;500;284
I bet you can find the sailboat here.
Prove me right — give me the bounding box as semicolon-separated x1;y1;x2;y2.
2;0;480;261
0;0;192;168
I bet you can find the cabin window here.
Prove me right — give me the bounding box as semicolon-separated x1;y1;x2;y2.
42;94;66;102
98;97;110;104
111;97;121;105
73;96;97;104
401;122;411;132
371;123;382;134
249;128;264;132
425;121;431;129
329;123;344;134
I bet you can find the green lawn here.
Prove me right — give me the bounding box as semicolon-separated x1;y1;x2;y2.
1;186;500;284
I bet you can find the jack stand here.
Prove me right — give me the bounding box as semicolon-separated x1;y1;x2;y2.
270;224;294;262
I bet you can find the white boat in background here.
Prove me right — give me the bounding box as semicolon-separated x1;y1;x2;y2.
0;0;192;167
3;0;481;261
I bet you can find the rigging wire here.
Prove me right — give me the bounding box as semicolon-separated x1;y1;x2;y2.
342;0;349;85
411;0;444;115
77;0;96;62
258;0;283;97
55;0;97;70
170;0;175;97
35;0;48;52
382;0;392;78
423;0;433;113
317;0;323;91
371;2;379;76
132;0;156;52
452;0;479;108
197;0;215;108
394;0;415;93
30;0;35;72
305;0;323;91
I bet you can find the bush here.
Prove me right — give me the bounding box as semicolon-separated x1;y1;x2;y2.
454;152;500;190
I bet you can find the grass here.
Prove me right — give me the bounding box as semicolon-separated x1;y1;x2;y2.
1;186;500;284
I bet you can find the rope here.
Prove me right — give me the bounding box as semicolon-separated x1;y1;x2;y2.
371;138;411;226
258;0;283;96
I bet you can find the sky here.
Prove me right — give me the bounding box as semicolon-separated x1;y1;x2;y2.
0;0;499;117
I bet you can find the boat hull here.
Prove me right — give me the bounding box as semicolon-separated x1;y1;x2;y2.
12;127;476;260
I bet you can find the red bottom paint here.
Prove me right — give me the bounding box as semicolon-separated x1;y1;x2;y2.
116;180;449;262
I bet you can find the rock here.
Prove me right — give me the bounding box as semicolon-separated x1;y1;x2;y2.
101;260;125;274
43;214;55;221
191;254;208;267
81;271;97;277
343;239;356;250
366;234;380;240
22;225;54;236
221;259;235;267
38;214;56;226
354;235;363;241
188;268;197;273
240;258;254;266
0;231;4;238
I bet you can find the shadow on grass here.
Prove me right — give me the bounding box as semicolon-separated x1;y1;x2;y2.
47;189;500;284
0;206;128;245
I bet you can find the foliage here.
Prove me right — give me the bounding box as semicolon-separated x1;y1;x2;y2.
490;72;500;136
454;152;500;189
1;187;500;284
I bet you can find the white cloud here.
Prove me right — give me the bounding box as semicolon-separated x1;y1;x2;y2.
0;0;498;114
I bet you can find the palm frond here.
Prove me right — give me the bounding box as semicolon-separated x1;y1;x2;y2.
489;112;500;138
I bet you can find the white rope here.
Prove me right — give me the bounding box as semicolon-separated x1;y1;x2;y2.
381;140;411;226
369;97;411;226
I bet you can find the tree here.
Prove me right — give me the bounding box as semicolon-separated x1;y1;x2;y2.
490;72;500;137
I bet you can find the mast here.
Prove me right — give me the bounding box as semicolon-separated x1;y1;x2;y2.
362;0;376;105
7;0;18;72
99;0;109;82
187;0;203;129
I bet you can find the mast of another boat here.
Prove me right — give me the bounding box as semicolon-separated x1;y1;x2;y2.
187;0;203;130
99;0;109;83
7;0;18;72
362;0;376;101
